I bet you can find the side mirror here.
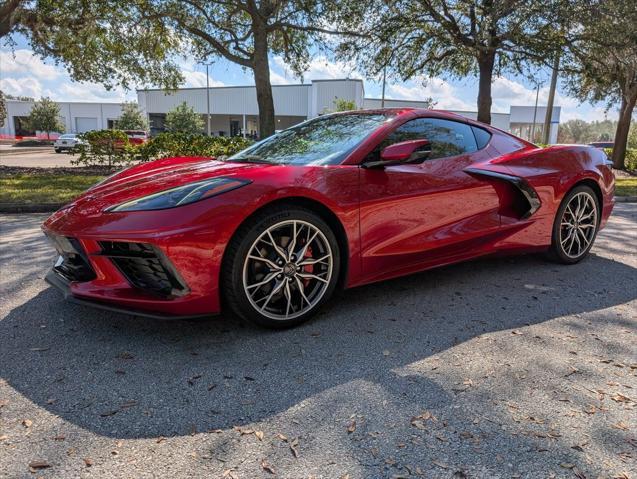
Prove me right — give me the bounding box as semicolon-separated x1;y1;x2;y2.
363;139;431;168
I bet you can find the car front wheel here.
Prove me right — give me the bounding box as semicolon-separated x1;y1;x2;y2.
223;206;340;328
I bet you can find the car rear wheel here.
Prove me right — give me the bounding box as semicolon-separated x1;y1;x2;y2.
54;148;61;153
548;185;600;264
223;206;340;328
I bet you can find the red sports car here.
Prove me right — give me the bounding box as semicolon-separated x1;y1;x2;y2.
43;109;615;327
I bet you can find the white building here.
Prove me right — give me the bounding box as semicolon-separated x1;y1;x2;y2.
1;79;560;142
1;100;124;138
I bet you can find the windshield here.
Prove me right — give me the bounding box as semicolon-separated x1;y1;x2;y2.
228;113;393;166
59;134;76;139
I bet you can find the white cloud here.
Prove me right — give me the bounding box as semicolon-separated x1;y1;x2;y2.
385;77;475;111
0;77;50;99
490;76;616;122
0;49;60;79
270;55;362;84
181;70;225;88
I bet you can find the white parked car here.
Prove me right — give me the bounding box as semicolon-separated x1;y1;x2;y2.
54;134;85;153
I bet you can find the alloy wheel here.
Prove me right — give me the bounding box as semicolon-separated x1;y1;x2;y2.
558;191;598;259
242;220;333;320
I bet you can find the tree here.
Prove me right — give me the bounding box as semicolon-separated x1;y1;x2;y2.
0;90;6;128
333;98;357;112
1;0;181;90
26;97;65;139
140;0;348;138
116;102;148;131
165;102;204;133
562;0;637;169
336;0;559;124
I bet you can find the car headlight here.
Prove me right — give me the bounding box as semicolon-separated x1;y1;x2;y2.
107;177;251;212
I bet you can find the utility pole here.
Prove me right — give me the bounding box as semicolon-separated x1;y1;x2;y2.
381;65;387;108
543;53;560;144
531;84;540;143
206;63;211;136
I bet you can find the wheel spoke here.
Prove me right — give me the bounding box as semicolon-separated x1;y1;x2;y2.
294;276;311;307
246;270;279;290
247;253;280;271
298;272;329;283
260;279;285;311
266;230;288;262
297;254;331;266
284;280;293;318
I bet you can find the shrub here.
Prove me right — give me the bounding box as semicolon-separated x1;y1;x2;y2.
134;132;252;162
72;130;134;168
603;148;637;171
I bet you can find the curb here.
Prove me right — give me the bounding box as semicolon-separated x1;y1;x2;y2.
615;196;637;203
0;203;64;213
0;147;55;156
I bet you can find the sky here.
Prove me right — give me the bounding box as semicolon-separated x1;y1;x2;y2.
0;33;617;123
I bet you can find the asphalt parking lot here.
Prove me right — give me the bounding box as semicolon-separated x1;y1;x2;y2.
0;206;635;479
0;147;77;168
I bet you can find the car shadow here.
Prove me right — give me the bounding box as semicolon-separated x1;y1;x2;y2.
1;249;635;441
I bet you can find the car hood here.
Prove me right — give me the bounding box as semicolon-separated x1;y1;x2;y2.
68;156;272;213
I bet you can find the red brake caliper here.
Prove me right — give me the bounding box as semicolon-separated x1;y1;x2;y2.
303;245;313;287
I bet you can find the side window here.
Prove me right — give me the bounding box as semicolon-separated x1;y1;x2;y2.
471;126;492;150
374;118;478;161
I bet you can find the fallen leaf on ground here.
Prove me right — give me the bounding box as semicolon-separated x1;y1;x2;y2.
290;438;299;458
100;410;119;417
29;347;50;352
83;458;93;467
347;421;356;433
613;421;629;431
261;458;275;474
28;460;50;470
117;351;134;359
432;460;449;469
22;419;33;428
611;393;632;403
254;430;264;441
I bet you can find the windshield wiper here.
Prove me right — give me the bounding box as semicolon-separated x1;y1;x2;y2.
228;155;273;164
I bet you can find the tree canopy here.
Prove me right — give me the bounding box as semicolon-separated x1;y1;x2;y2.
335;0;559;124
165;101;204;133
26;97;64;138
1;0;182;90
561;0;637;169
137;0;348;137
117;102;148;130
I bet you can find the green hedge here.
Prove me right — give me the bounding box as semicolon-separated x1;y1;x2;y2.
72;130;131;168
133;132;252;163
604;148;637;171
71;131;253;167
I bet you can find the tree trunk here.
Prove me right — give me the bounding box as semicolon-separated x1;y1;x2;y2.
612;88;637;170
476;52;495;124
252;27;275;139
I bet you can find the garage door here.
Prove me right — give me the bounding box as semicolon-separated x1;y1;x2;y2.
75;117;98;133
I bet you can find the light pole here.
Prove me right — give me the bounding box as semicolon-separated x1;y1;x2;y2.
205;63;211;136
381;65;387;108
531;83;540;142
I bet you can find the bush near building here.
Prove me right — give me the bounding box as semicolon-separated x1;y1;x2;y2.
71;130;252;167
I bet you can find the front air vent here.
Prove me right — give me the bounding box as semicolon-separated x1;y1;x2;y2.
98;241;188;298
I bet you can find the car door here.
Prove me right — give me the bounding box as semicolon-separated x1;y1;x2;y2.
358;117;502;283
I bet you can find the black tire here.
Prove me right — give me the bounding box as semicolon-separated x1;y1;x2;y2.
54;148;61;153
222;205;341;328
547;185;600;264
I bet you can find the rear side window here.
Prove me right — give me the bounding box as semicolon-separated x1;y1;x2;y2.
471;126;492;149
382;118;478;160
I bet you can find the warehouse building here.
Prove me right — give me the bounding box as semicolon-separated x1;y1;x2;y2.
1;79;561;142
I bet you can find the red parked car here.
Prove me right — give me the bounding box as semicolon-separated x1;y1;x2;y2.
43;109;615;327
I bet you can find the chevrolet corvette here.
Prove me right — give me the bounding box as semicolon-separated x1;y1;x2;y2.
43;109;615;327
